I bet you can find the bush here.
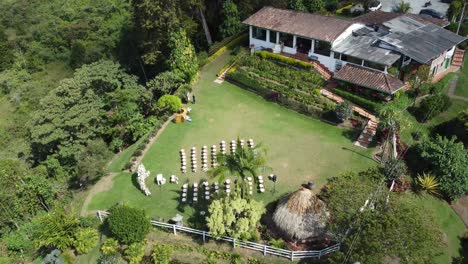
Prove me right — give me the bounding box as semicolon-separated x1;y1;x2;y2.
152;244;172;264
79;216;101;229
125;242;145;264
255;51;313;70
203;32;248;66
74;228;99;254
174;84;192;103
415;94;451;122
101;238;119;256
335;101;353;122
156;95;182;113
107;205;151;244
332;88;382;113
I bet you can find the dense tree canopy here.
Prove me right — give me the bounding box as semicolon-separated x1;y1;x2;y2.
322;168;443;263
219;0;243;39
206;195;265;240
107;205;151;244
167;29;199;83
416;136;468;200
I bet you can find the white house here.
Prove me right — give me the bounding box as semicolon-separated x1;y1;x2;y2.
243;7;466;95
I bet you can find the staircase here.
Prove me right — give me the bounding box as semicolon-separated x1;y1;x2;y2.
311;60;333;80
355;119;378;148
452;48;465;67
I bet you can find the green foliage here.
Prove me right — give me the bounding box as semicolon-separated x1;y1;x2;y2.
125;242;145;264
289;0;308;11
0;0;131;71
3;229;35;256
73;228;98;254
152;244;173;264
173;84;193;103
417;136;468;200
209;141;268;197
417;173;440;196
0;29;13;72
34;209;80;251
101;238;119;256
305;0;326;13
383;158;407;181
334;101;353;122
332;88;382;113
320;168;382;233
206;195;265;240
108;204;151;244
268;238;286;249
433;109;468;147
76;139;112;184
156;95;182;113
208;33;248;57
147;71;185;97
415;93;452;122
98;253;120;264
325;0;339;11
29;60;154;165
392;0;412;13
69;41;86;69
0;160;56;235
168;28;199;83
220;0;242;39
255;51;313;70
322;169;443;262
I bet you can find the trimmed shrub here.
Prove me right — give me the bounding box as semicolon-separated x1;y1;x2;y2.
255;51;313;70
332;88;382;113
125;242;145;264
107;205;151;244
202;33;248;67
152;244;172;264
73;228;99;254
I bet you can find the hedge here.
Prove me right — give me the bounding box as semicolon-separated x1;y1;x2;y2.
332;88;382;113
202;32;248;66
255;51;313;70
216;50;247;77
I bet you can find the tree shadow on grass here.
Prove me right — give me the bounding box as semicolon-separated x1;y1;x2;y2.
341;147;378;163
131;172;139;189
341;128;360;142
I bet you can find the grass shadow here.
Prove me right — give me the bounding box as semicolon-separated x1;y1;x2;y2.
341;128;360;142
341;147;378;163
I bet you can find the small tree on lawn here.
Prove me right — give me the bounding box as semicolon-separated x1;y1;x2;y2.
219;0;242;38
156;94;182;113
167;28;198;83
137;164;151;196
206;194;265;240
107;205;151;244
383;158;407;182
335;101;353;122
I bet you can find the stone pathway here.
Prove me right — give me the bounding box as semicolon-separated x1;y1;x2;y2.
447;75;468;102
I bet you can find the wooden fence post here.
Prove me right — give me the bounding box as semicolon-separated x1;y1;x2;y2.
318;250;322;259
263;245;267;255
233;238;236;248
173;225;177;235
202;231;206;243
97;211;102;222
290;251;294;261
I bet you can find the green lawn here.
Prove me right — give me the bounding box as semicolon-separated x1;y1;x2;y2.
455;57;468;98
412;194;466;263
87;51;376;219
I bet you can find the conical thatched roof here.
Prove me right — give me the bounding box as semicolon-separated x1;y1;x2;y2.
273;188;330;240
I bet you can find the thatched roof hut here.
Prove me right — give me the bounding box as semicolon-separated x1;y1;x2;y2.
273;187;330;240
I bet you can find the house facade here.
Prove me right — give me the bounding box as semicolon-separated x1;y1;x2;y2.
243;7;465;96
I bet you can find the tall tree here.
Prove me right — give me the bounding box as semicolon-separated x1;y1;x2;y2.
219;0;242;39
167;29;199;82
393;1;412;13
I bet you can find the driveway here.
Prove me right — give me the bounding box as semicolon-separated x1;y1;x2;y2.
380;0;449;15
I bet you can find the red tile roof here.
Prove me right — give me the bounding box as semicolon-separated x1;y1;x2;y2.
333;64;406;94
352;10;449;27
243;7;354;43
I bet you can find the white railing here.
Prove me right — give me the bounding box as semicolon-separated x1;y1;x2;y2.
97;211;340;261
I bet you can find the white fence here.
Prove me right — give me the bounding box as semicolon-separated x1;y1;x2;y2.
97;211;340;261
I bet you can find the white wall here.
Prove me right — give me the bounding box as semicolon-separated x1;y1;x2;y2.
332;23;365;47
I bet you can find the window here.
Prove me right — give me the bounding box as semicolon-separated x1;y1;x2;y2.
252;27;266;41
280;33;294;48
363;60;386;71
313;40;331;56
269;30;278;43
341;54;362;65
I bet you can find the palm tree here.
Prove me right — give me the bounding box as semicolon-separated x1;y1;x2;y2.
393;1;412;13
208;139;269;198
378;101;410;161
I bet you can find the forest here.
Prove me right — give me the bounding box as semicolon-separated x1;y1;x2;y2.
0;0;467;263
